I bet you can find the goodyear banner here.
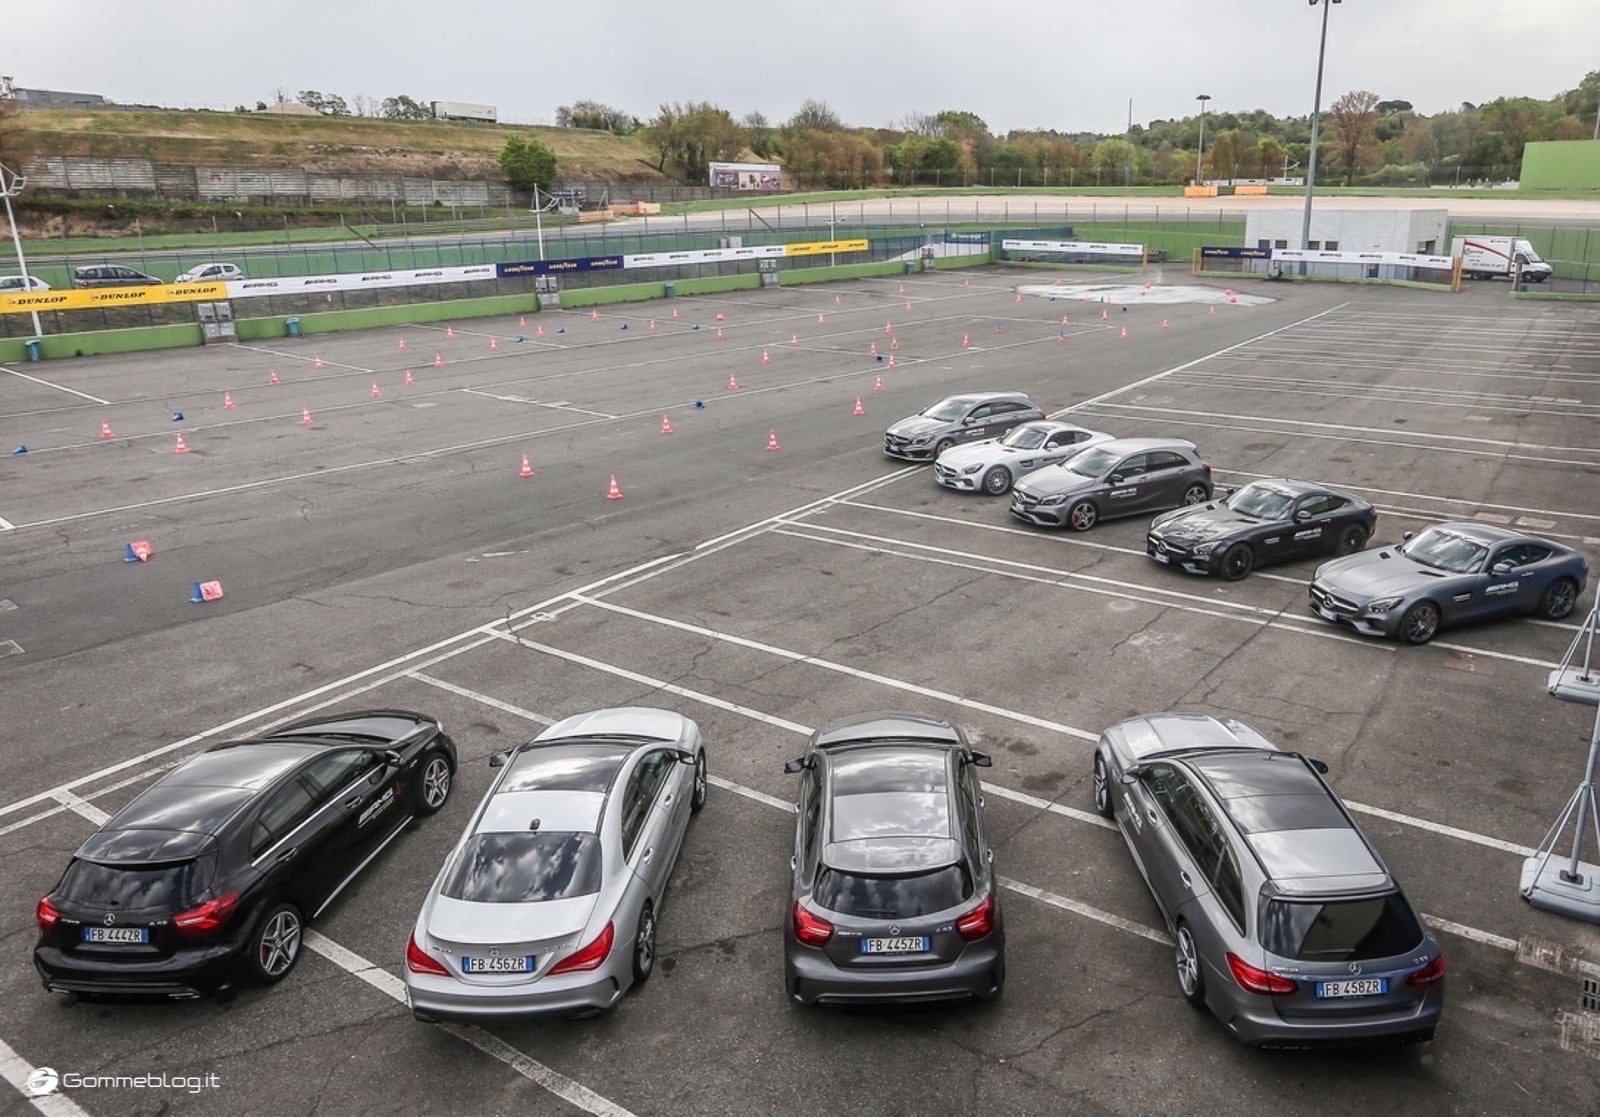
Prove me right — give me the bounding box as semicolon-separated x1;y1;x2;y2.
1200;246;1273;260
0;282;227;315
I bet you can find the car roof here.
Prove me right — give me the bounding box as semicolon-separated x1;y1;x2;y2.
535;706;687;743
813;710;963;750
934;391;1033;407
1424;521;1531;546
1087;437;1198;455
1241;478;1328;497
83;784;254;859
1107;712;1279;761
176;741;327;789
822;745;959;872
478;789;605;835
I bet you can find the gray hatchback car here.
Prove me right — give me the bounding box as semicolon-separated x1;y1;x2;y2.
783;712;1005;1005
1010;437;1212;531
1093;713;1445;1048
884;392;1045;462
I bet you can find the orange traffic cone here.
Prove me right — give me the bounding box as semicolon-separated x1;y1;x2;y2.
300;406;314;425
174;433;190;453
398;337;408;351
1208;305;1216;316
715;327;724;340
371;381;382;399
520;454;535;478
868;342;878;357
834;294;841;305
789;334;799;346
1015;292;1023;303
489;337;498;351
817;313;825;324
434;353;444;368
99;420;114;439
886;354;897;369
963;278;970;286
898;284;905;295
885;321;893;333
765;430;781;452
591;309;600;320
536;324;545;338
660;414;674;435
447;326;456;338
715;312;725;321
223;392;236;409
1120;326;1129;339
1061;315;1070;325
761;349;771;364
404;370;415;385
519;316;527;328
671;307;679;319
961;334;970;348
728;375;739;390
874;375;885;391
314;356;325;368
1162;319;1170;330
1100;308;1109;321
890;336;898;350
1230;295;1239;304
905;302;912;312
269;370;281;385
1225;289;1234;297
648;319;657;332
606;474;623;500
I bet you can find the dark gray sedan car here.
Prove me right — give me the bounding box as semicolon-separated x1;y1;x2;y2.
1094;713;1445;1048
1147;479;1378;581
884;392;1045;462
1011;437;1212;531
1309;522;1589;644
783;712;1004;1005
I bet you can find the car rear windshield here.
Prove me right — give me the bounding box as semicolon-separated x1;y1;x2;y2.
57;857;213;912
814;864;972;919
440;832;602;903
1261;893;1424;962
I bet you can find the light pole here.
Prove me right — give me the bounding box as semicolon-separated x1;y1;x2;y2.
0;161;43;339
1195;94;1211;185
1300;0;1341;250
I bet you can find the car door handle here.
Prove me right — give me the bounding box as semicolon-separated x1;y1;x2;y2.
1179;870;1193;890
1147;810;1160;826
277;847;298;863
662;794;673;807
344;796;361;809
642;847;654;863
790;856;798;871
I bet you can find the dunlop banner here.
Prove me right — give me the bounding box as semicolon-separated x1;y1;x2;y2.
0;282;228;315
783;239;870;258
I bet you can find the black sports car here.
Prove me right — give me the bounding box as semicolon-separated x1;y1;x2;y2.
1147;478;1377;581
35;709;456;1000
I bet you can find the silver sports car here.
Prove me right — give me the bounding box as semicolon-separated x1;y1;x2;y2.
404;707;706;1021
1309;522;1590;645
934;421;1113;494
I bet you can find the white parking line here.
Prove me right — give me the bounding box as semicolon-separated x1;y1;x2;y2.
407;672;555;726
0;366;110;405
0;1036;92;1116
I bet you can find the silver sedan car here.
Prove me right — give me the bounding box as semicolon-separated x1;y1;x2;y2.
404;708;706;1022
934;421;1113;495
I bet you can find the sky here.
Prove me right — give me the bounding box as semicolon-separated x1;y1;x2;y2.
8;0;1599;136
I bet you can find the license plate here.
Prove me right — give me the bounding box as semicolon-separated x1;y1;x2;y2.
462;955;534;973
1318;607;1341;622
1317;977;1387;998
1151;551;1170;564
82;926;149;944
860;937;930;954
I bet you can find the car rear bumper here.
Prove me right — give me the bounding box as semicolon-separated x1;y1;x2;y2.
785;940;1004;1006
34;944;240;999
1222;993;1444;1048
404;972;624;1021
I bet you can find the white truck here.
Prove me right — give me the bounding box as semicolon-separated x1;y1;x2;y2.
1451;235;1553;282
429;100;497;124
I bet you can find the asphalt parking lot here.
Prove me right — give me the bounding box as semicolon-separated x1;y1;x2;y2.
2;264;1599;1117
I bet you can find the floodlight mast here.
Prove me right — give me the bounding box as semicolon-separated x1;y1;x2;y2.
0;162;43;339
1300;0;1341;252
1194;94;1211;185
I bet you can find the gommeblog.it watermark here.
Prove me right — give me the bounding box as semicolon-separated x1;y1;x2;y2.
26;1066;221;1096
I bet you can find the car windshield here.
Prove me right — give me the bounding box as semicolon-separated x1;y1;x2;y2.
1260;894;1424;962
813;864;972;919
999;425;1048;450
922;399;973;422
440;832;602;903
57;856;214;912
1400;527;1489;574
1226;484;1295;520
1066;446;1120;478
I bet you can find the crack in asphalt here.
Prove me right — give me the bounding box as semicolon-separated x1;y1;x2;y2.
658;921;782;962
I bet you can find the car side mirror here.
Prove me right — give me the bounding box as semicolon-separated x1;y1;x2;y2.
1225;486;1237;497
1108;473;1124;485
967;750;994;768
962;416;977;425
783;756;809;774
1492;561;1514;574
488;750;511;768
384;749;403;768
1402;531;1414;541
1294;509;1311;522
676;749;697;765
1307;757;1330;775
1118;766;1142;784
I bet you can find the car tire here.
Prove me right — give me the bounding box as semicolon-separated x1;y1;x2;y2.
981;466;1013;496
1067;500;1099;532
1335;524;1368;556
1174;921;1205;1008
632;901;657;985
1092;755;1114;819
934;439;955;458
1181;484;1210;506
1220;544;1254;582
1399;601;1441;645
415;750;453;816
249;902;303;985
690;750;708;813
1539;578;1580;620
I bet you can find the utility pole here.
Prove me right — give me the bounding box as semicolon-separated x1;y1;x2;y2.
0;162;43;339
1300;0;1342;250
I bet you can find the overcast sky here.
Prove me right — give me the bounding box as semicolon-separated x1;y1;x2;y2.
9;1;1599;135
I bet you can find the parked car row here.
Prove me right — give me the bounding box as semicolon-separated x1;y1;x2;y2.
890;392;1590;645
53;262;246;289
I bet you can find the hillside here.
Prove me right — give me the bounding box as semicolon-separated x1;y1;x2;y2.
2;108;671;182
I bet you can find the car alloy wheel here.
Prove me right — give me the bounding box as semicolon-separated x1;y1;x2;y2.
1336;525;1367;556
1220;544;1254;582
418;753;452;815
1068;501;1098;532
982;466;1012;496
1174;922;1205;1007
632;902;657;984
934;439;955;457
1400;601;1441;645
253;903;303;983
1181;484;1210;505
1092;755;1113;818
1541;578;1579;620
691;751;708;813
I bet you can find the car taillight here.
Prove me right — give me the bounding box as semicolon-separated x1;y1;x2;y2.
549;922;615;974
1201;462;1212;474
1408;954;1447;987
791;901;834;948
956;894;997;941
406;934;451;976
1225;952;1296;995
36;897;60;932
172;891;240;937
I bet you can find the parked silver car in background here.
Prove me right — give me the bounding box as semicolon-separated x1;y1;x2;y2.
404;707;707;1022
934;420;1113;494
1093;713;1445;1048
884;392;1045;462
1011;437;1213;531
175;262;245;283
0;275;50;292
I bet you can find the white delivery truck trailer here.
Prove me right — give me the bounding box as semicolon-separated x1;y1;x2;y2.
1451;235;1553;282
430;101;497;123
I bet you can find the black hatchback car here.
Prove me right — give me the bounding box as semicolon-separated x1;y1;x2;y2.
35;709;455;1000
783;712;1005;1005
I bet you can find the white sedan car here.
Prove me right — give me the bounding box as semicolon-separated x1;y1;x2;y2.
0;275;50;292
175;262;244;283
934;420;1113;495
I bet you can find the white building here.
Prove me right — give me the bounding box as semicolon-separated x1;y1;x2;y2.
1244;208;1449;256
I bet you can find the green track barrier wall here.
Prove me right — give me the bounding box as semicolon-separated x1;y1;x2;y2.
231;293;537;340
0;323;199;362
